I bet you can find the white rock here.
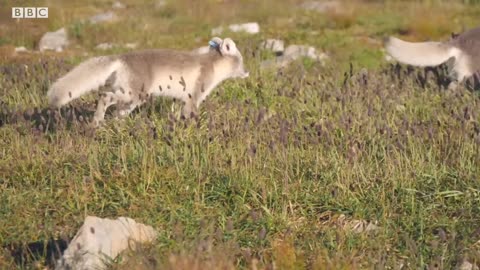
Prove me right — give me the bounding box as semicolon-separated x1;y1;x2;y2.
301;1;342;13
95;43;115;50
458;260;479;270
15;46;28;53
112;1;126;9
39;28;69;52
211;26;224;36
156;0;167;8
212;22;260;35
124;42;138;49
95;43;138;50
89;11;117;24
284;45;317;60
284;45;328;62
260;39;285;53
56;216;157;270
261;44;328;69
229;22;260;34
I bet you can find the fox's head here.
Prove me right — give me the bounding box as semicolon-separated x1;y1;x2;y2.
210;37;249;79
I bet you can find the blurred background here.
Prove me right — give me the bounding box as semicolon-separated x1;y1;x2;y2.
1;0;479;70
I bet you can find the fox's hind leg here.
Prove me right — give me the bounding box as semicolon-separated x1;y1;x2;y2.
93;92;119;126
92;87;132;126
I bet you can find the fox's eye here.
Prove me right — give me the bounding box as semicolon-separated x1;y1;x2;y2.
226;44;230;51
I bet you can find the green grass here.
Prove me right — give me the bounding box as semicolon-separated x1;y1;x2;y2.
1;0;480;269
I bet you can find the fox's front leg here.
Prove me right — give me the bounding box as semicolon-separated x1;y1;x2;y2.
181;99;198;118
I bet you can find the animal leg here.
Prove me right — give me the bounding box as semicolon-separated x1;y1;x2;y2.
93;92;118;126
116;101;140;118
182;99;198;118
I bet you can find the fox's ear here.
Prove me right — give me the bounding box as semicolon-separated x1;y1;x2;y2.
209;37;223;50
210;37;223;46
220;38;238;56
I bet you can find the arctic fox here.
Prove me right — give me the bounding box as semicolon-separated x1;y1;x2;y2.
385;27;480;84
47;37;249;126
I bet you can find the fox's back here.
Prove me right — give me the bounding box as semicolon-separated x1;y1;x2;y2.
117;49;216;99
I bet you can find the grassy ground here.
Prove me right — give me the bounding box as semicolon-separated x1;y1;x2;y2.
0;0;480;269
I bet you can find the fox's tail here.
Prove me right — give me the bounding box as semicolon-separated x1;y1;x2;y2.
385;37;459;67
47;56;121;107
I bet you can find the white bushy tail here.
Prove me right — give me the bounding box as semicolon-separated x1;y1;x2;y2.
385;37;459;67
47;56;121;107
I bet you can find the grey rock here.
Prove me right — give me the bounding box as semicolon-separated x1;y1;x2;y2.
112;1;126;9
95;42;138;50
15;46;28;53
229;22;260;34
260;39;285;53
95;43;115;50
212;22;260;35
156;0;167;8
38;28;69;52
124;42;138;49
457;260;479;270
261;44;328;69
284;45;318;60
89;11;117;24
301;1;341;13
211;26;224;36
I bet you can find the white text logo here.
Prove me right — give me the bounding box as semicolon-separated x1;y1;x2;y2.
12;7;48;18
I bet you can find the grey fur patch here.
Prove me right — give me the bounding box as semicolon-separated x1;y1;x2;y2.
179;76;186;87
105;71;117;87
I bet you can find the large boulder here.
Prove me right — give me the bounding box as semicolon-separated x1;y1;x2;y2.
56;216;157;270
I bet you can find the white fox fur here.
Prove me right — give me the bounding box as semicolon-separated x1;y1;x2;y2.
385;37;460;67
47;57;121;107
47;37;249;126
385;27;480;83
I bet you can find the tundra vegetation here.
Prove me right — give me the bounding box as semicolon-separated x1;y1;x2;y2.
0;0;479;269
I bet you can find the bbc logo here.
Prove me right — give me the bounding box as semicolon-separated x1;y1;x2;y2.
12;7;49;18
